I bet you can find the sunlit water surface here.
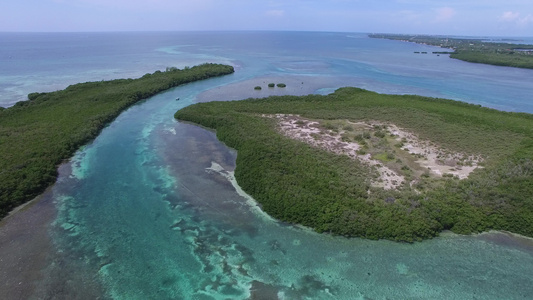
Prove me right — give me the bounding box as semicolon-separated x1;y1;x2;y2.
1;32;533;299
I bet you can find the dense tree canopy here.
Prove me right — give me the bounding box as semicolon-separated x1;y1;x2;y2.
0;63;235;218
176;87;533;242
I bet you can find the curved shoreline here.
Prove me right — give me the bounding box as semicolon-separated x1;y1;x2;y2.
206;159;533;249
369;33;533;69
176;87;533;242
0;64;235;221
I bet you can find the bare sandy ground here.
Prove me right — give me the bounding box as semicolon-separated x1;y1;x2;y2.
386;123;482;179
267;114;482;190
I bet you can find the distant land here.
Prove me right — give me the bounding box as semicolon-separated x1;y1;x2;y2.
176;87;533;242
370;34;533;69
0;64;235;219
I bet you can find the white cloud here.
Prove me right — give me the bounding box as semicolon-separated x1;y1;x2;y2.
519;14;533;25
499;11;533;27
265;9;285;17
500;11;520;21
434;7;456;22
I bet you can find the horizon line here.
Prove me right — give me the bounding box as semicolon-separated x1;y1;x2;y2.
0;30;532;39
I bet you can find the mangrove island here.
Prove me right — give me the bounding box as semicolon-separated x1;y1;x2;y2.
176;88;533;242
0;63;235;219
370;33;533;69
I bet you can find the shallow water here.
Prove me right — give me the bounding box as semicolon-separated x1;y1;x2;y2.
1;32;533;299
41;82;533;300
2;32;533;112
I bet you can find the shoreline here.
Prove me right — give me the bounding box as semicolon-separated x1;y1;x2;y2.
2;31;533;299
195;123;533;246
369;33;533;69
0;64;235;222
176;86;533;242
205;151;533;251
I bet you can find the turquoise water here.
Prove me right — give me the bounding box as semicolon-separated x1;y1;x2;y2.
2;32;533;112
44;79;533;299
1;32;533;299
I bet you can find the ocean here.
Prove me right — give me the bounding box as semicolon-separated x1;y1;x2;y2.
1;31;533;299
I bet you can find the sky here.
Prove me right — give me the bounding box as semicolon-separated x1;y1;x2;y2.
1;0;533;36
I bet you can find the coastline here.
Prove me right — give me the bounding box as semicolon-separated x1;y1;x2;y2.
0;195;43;227
206;161;277;223
189;122;533;249
369;33;533;69
1;31;533;299
176;87;533;242
0;64;235;222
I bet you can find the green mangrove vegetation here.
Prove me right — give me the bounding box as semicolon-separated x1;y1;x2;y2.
0;63;235;219
369;34;533;69
175;87;533;242
256;83;287;90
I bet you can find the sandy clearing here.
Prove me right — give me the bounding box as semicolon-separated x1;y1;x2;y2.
267;114;404;189
265;114;482;190
386;123;483;179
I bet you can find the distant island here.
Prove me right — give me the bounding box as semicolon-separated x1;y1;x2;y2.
0;63;235;219
369;34;533;69
176;88;533;242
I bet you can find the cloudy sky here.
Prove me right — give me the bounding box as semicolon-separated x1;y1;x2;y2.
1;0;532;36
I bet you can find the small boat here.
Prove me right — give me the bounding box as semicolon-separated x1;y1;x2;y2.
176;97;180;101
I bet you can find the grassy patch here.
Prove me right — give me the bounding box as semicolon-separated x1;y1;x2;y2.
373;153;394;162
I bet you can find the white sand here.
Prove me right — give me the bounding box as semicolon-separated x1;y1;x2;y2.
269;114;404;189
386;123;482;179
266;114;482;190
205;162;276;222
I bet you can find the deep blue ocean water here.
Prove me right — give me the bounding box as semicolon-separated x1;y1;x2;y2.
1;31;533;299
